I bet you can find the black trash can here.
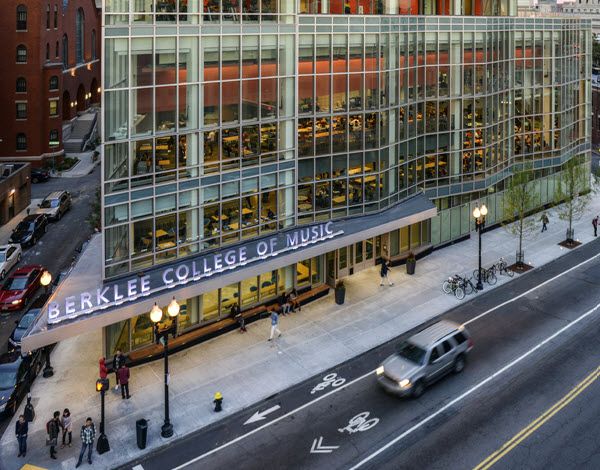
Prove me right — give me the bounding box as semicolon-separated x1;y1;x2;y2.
136;419;148;449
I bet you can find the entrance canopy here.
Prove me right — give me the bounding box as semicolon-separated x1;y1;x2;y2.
22;194;436;351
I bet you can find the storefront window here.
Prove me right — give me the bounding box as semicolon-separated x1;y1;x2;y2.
220;283;239;317
105;320;130;356
259;270;277;300
297;260;310;287
202;290;219;322
241;276;258;307
311;256;322;285
410;222;421;249
131;313;155;349
278;266;293;293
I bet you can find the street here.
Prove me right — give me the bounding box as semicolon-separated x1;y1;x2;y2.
0;167;99;434
121;239;600;470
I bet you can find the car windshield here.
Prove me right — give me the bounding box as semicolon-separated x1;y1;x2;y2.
396;342;427;365
18;313;35;329
0;369;17;389
41;199;59;209
5;276;28;290
15;221;34;232
0;253;5;262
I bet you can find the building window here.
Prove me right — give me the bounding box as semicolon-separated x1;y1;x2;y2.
49;99;58;116
16;77;26;93
16;45;27;63
75;8;84;64
16;5;27;31
16;133;26;151
49;129;59;147
16;102;27;119
91;30;96;60
49;76;59;90
46;43;50;60
62;35;68;68
46;4;50;29
54;5;58;29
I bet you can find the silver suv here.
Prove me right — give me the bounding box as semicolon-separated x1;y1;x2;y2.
37;191;71;221
376;320;473;398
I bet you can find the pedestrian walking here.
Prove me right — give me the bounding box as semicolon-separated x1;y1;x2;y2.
593;216;599;237
268;309;282;341
60;408;72;448
380;260;394;286
118;363;131;399
230;302;246;332
15;415;28;457
541;212;549;232
98;357;108;379
112;349;125;391
46;410;61;459
75;418;96;468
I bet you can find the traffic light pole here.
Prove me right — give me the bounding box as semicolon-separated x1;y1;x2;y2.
96;381;110;454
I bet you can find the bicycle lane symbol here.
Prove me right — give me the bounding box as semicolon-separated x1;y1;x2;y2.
311;373;346;395
337;412;380;434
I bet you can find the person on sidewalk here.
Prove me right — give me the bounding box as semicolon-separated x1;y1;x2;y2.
279;292;291;315
268;309;282;341
75;418;96;468
593;216;599;237
289;288;301;312
112;349;125;391
230;302;246;332
46;410;61;459
60;408;73;448
541;212;549;232
118;363;131;399
99;357;108;379
15;415;28;457
380;260;394;286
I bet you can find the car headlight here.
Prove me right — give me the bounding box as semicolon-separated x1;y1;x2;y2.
11;299;22;305
399;379;411;388
376;366;385;376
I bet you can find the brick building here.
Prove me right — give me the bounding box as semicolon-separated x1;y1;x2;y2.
0;0;101;165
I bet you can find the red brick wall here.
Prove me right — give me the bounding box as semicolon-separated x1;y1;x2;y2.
0;0;100;164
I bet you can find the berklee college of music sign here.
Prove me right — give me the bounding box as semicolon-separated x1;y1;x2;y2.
48;222;342;324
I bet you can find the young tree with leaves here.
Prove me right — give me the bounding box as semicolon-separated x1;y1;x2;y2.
503;169;538;267
554;157;591;244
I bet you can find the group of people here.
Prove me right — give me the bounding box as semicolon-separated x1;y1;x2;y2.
38;409;96;467
104;350;132;400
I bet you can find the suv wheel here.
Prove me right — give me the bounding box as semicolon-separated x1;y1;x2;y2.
453;355;465;374
0;270;5;280
411;380;425;398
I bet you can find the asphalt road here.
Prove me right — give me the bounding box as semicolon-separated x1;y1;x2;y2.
121;238;600;470
0;168;99;431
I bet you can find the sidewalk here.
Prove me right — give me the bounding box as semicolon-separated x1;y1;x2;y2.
54;151;99;178
1;196;599;470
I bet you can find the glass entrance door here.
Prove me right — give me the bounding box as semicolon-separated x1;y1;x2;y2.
353;238;374;272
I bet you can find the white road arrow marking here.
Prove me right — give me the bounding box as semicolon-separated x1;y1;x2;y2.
244;405;281;425
310;436;339;454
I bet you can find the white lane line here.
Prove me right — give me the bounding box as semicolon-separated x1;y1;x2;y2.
349;300;600;470
171;370;375;470
173;250;600;469
463;251;600;326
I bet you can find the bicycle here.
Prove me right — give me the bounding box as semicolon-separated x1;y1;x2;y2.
459;275;478;295
473;267;497;286
442;275;465;300
495;257;514;277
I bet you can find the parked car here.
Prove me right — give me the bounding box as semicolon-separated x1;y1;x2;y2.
36;190;72;221
0;349;43;418
9;214;48;247
30;168;50;184
0;265;45;312
376;320;473;398
8;297;45;351
0;244;22;280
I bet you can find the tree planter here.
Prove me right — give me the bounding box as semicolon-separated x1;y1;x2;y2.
406;253;416;275
335;283;346;305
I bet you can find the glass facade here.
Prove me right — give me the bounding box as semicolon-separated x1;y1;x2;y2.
102;5;591;353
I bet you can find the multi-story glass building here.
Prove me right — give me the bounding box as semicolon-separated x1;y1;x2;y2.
23;1;590;359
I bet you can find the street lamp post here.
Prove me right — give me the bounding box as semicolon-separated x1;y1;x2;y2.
150;297;180;438
40;271;54;378
472;204;488;291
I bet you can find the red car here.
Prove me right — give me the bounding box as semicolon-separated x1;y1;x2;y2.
0;265;44;312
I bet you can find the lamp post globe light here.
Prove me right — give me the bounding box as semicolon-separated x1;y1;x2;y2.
151;297;180;439
473;204;488;291
40;270;54;378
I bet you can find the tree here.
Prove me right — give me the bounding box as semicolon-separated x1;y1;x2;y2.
502;169;538;267
555;157;591;244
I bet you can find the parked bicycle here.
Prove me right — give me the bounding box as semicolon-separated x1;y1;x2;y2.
494;257;514;277
473;266;497;285
458;275;478;295
442;275;466;300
